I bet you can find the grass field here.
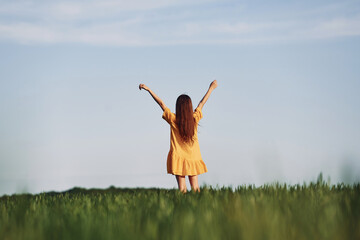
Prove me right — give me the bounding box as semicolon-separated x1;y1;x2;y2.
1;177;359;240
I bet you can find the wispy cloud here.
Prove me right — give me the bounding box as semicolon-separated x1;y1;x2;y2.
0;0;211;20
0;21;147;46
0;0;359;46
304;17;360;39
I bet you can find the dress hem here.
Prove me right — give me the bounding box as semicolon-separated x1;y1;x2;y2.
167;170;208;176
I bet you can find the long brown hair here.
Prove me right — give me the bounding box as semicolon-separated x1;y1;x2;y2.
176;94;196;144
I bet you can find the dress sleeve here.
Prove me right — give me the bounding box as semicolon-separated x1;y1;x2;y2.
162;107;174;124
194;108;203;122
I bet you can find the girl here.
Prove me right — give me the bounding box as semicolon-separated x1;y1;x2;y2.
139;80;218;192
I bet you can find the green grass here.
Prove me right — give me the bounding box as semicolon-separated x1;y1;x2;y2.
1;180;359;240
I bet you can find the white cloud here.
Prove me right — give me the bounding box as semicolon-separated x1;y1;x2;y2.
0;1;359;46
0;21;147;46
0;23;60;43
308;17;360;38
0;0;213;20
210;22;263;34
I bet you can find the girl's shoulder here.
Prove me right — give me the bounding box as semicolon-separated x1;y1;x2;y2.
162;107;176;124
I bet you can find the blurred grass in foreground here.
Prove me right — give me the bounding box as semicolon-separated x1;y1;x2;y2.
0;179;359;240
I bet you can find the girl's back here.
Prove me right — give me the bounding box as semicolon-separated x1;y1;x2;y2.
162;105;207;176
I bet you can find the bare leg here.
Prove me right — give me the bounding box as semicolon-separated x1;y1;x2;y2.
189;175;200;192
175;175;187;193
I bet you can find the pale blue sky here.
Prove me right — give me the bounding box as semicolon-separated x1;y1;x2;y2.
1;0;360;195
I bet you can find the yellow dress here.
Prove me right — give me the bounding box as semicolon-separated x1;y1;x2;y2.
162;107;208;176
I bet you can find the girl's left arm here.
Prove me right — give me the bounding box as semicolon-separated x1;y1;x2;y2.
139;83;167;111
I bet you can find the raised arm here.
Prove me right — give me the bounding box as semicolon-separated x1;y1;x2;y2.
196;80;218;110
139;83;167;111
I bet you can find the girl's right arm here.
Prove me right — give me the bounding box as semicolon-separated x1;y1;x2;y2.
139;83;167;111
196;80;218;110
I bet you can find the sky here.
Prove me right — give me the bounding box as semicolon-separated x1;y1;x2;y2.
0;0;360;195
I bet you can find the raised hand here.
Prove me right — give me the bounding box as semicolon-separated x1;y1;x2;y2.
139;83;150;91
210;80;218;90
